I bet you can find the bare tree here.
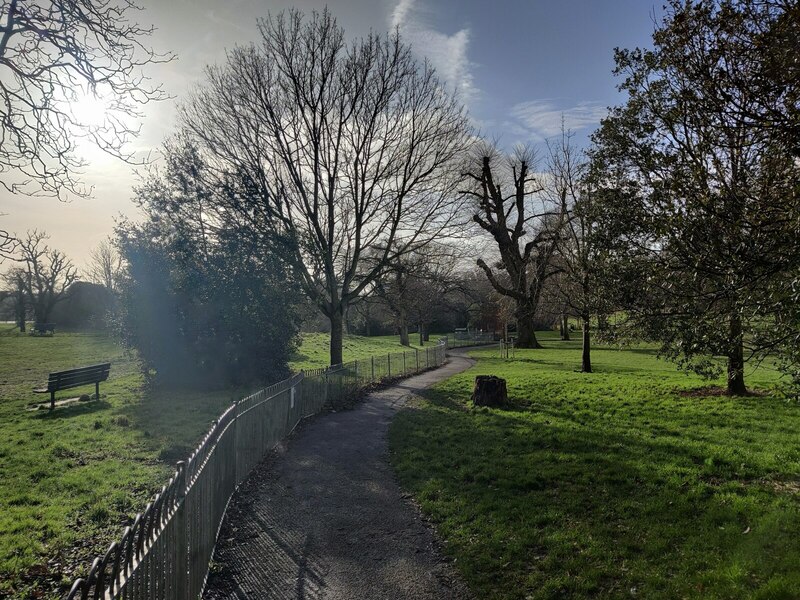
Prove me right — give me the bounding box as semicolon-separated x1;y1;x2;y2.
87;239;122;292
15;230;78;323
180;9;472;364
0;0;172;199
0;220;15;261
545;130;606;372
375;242;461;346
464;146;566;348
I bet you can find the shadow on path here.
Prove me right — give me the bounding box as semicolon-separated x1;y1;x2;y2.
203;352;476;600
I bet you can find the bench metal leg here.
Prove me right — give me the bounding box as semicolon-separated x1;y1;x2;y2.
95;382;100;400
50;391;55;410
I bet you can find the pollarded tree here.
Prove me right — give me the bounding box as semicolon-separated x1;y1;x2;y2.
15;230;78;323
464;147;566;348
592;0;800;395
179;9;472;365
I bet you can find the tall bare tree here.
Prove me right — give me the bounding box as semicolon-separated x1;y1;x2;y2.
87;239;123;292
179;9;472;364
545;131;609;372
464;147;566;348
0;0;172;199
15;230;77;323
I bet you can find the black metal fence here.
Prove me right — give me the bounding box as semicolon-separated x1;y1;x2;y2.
64;339;463;600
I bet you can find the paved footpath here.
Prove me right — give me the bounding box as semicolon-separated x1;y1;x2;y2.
203;352;476;600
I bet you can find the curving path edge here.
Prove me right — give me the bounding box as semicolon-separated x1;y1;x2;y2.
203;350;477;600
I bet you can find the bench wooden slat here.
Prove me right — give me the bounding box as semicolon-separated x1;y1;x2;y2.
49;369;110;390
34;363;112;408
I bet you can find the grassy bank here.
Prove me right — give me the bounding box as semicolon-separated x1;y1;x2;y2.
390;332;798;599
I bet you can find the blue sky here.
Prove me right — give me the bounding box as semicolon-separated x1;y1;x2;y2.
2;0;662;263
385;0;661;146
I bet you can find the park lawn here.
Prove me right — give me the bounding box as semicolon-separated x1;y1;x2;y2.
0;326;239;598
389;331;800;599
0;326;434;597
289;331;442;370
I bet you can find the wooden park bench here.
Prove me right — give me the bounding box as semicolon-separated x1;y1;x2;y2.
34;363;111;410
31;322;55;336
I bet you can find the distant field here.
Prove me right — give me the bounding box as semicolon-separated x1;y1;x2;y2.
390;332;798;599
289;331;442;371
0;326;436;597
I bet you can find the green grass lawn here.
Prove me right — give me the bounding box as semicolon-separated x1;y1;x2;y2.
0;326;241;598
289;331;441;370
0;326;434;597
390;332;800;599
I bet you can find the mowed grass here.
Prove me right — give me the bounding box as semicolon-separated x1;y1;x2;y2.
0;326;239;598
389;332;800;599
289;331;441;370
0;326;433;597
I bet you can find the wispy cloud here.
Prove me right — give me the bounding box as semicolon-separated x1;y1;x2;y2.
389;0;476;104
510;100;608;139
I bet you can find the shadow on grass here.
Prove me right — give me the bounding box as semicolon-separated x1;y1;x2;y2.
33;399;112;419
394;387;800;598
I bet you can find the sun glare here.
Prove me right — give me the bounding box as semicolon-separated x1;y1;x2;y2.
69;90;110;128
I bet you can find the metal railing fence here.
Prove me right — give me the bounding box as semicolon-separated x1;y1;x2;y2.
64;339;455;600
447;331;497;348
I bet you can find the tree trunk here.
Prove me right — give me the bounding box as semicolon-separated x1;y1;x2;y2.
562;315;570;341
33;296;50;324
399;321;410;346
581;313;592;373
516;305;542;349
423;329;430;342
559;317;565;340
471;375;508;407
418;323;424;346
330;308;344;366
14;283;25;332
727;312;747;396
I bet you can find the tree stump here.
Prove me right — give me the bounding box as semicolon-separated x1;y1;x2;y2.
471;375;508;407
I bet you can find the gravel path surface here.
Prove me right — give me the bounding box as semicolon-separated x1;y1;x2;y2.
203;352;476;600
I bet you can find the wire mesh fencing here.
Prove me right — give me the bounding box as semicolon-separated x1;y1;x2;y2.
64;338;460;600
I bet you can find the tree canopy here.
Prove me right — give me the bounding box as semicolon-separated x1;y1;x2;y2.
590;0;800;394
178;9;472;365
